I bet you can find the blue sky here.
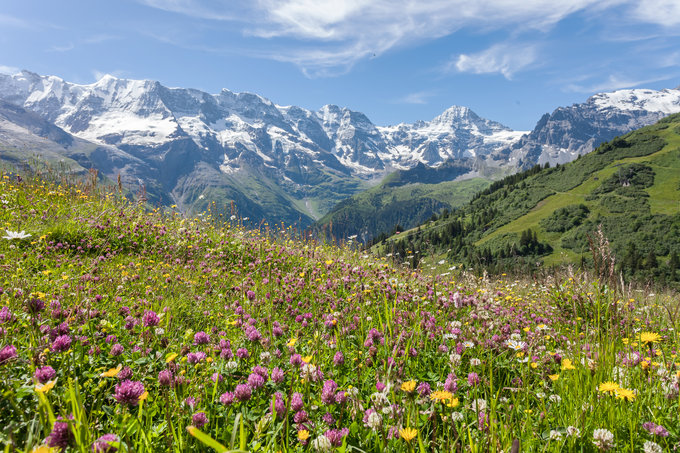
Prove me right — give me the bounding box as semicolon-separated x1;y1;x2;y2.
1;0;679;130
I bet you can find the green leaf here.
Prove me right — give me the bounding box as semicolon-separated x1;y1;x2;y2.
186;425;228;452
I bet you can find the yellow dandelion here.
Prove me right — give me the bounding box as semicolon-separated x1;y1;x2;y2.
35;380;56;394
302;355;313;363
639;332;661;345
430;390;453;402
561;359;575;371
401;380;417;393
101;364;123;378
400;427;418;442
297;430;310;441
445;397;460;408
615;387;636;401
139;391;149;401
287;338;297;347
548;374;559;381
598;381;620;395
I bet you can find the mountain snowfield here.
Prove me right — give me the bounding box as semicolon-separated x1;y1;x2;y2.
1;69;679;227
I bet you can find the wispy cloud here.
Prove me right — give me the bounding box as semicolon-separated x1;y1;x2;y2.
0;13;30;29
633;0;680;27
0;65;20;75
565;74;678;93
49;43;75;52
450;43;538;79
395;91;437;105
136;0;615;75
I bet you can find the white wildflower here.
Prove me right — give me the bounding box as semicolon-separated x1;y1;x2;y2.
549;394;561;403
470;358;482;366
643;440;663;453
366;411;382;430
592;428;614;451
505;339;526;351
463;341;474;348
549;430;563;440
470;399;486;412
225;360;238;371
566;426;581;438
312;435;332;452
451;411;464;422
155;327;165;336
2;230;31;240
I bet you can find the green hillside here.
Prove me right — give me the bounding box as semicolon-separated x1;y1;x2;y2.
315;161;491;243
379;114;680;285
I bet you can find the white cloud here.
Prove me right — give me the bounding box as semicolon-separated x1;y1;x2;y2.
0;65;20;75
565;74;678;93
137;0;616;75
451;43;538;79
634;0;680;27
395;91;436;105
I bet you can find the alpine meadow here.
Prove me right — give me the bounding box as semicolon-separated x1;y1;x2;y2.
3;1;680;452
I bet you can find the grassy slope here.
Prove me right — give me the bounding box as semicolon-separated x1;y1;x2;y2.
378;114;680;280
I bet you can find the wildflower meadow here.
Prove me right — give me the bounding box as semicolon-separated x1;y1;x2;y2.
0;171;678;452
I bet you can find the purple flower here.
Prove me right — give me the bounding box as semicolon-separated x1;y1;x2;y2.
142;310;159;327
321;379;338;405
322;412;335;425
0;344;17;364
290;354;302;367
291;392;304;411
252;365;268;379
271;392;285;419
105;335;117;344
47;416;74;449
234;384;251;402
335;391;347;405
187;352;206;364
113;380;145;406
445;373;458;392
158;370;173;387
293;410;308;423
271;367;284;383
245;325;261;342
247;372;265;390
193;331;210;345
236;348;249;359
325;428;349;447
51;335;72;353
417;382;431;397
26;298;45;314
185;397;197;409
643;422;669;437
467;372;480;387
192;412;209;429
35;366;56;384
0;306;14;323
219;392;235;405
376;381;386;392
92;433;119;452
333;351;345;366
118;366;133;380
110;343;124;357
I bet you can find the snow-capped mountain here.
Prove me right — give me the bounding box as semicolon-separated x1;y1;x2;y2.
493;88;680;168
1;69;679;228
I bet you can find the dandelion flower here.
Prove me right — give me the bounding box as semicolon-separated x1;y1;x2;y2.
430;390;453;402
614;387;635;401
561;358;576;371
401;380;416;393
101;364;123;378
35;380;56;394
598;382;619;395
639;332;661;345
298;430;310;441
400;427;418;442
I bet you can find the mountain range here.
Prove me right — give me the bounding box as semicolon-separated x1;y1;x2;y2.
1;69;679;231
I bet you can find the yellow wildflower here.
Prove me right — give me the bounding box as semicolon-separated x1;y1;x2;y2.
401;380;417;393
598;381;620;395
35;380;56;394
639;332;661;345
548;374;559;381
615;387;636;401
400;427;418;442
298;430;310;441
561;359;575;371
101;364;122;378
430;390;453;402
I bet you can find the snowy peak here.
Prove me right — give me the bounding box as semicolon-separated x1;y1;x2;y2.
588;88;680;114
